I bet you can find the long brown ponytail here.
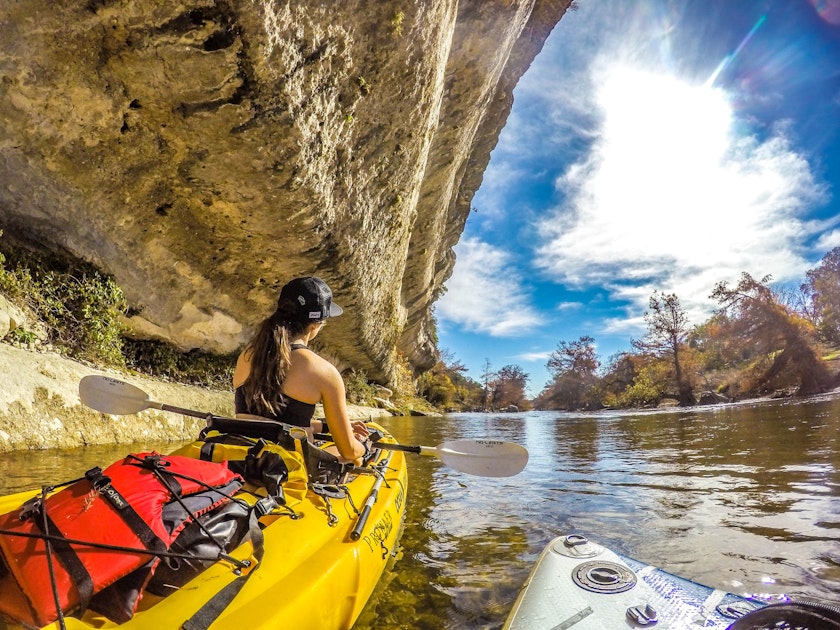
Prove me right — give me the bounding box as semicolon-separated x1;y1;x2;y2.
240;302;309;417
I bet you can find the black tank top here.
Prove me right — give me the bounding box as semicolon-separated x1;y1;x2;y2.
233;343;317;428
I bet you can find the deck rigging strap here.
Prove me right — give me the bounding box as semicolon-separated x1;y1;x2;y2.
40;486;71;630
180;511;265;630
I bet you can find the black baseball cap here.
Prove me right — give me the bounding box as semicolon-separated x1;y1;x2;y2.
279;277;343;322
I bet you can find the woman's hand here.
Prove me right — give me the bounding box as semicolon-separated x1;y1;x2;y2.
351;420;369;440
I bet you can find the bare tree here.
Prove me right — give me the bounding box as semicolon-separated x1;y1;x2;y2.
480;358;496;410
633;292;696;406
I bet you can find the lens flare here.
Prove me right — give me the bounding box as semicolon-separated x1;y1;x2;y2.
809;0;840;25
706;14;767;87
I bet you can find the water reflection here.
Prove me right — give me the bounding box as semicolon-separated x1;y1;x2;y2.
1;396;839;628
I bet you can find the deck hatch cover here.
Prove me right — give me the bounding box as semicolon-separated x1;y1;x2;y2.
571;561;637;594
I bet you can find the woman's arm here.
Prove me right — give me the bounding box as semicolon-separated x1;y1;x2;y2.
319;363;367;463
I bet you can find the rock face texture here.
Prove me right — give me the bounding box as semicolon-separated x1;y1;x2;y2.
0;0;570;384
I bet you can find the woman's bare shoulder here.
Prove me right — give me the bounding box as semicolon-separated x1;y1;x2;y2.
232;350;252;387
292;348;340;384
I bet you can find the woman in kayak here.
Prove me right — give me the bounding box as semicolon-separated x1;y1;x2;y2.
233;276;370;464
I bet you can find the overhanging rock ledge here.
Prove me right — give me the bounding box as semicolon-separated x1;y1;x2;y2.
0;0;572;384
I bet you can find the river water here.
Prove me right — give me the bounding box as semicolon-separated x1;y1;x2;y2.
2;394;839;629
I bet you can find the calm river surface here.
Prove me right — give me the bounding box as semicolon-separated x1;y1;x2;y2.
2;394;840;629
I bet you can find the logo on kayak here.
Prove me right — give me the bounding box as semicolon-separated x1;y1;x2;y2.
363;511;393;554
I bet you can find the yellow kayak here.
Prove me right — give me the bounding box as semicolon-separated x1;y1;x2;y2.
0;411;407;630
0;376;527;630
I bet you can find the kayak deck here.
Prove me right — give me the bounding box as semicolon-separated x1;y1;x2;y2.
504;534;764;629
0;422;407;630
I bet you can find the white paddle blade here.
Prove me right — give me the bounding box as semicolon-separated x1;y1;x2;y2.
436;439;529;477
79;375;152;415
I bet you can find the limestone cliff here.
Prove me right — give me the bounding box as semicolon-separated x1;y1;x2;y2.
0;0;571;384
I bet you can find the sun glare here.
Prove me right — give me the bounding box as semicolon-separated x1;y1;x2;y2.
595;67;736;233
540;57;821;296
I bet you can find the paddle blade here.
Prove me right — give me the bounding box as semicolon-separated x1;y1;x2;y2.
79;375;152;415
436;439;528;477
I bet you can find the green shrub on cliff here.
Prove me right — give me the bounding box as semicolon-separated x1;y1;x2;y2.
0;241;127;367
344;369;377;405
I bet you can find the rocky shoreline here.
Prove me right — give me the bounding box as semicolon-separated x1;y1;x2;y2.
0;343;391;453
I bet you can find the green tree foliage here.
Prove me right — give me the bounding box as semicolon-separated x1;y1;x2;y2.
342;369;378;405
535;336;602;410
123;340;234;389
599;351;638;402
417;366;458;409
605;359;671;408
711;272;834;396
689;313;742;371
802;246;840;345
632;292;696;406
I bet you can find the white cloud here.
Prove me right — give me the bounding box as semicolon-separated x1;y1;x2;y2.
816;229;840;251
515;350;553;362
534;62;827;323
437;238;539;336
556;301;584;311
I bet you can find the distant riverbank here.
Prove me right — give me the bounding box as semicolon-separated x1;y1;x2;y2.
0;343;391;452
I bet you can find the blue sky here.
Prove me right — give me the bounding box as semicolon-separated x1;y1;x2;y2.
435;0;840;397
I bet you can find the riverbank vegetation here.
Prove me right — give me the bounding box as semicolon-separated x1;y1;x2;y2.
532;250;840;410
426;249;840;412
0;235;235;389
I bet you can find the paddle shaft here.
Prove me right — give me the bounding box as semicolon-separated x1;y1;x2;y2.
371;442;422;455
156;402;212;420
79;376;527;476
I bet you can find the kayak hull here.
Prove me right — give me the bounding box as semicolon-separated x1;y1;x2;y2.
504;534;764;630
0;423;407;630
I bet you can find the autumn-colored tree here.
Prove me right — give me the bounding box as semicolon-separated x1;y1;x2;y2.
618;359;671;407
490;364;530;410
599;351;637;402
711;272;834;396
802;246;840;345
632;292;696;406
535;336;602;410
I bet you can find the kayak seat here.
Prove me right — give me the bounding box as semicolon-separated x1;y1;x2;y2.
174;415;352;498
200;416;295;447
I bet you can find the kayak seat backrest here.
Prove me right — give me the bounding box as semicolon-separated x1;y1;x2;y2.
200;416;295;447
